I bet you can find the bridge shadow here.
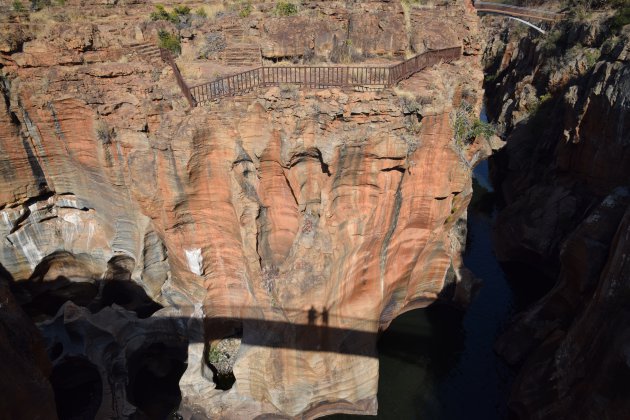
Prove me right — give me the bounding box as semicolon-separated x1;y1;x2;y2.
0;264;374;417
1;252;467;419
7;270;383;354
198;314;377;356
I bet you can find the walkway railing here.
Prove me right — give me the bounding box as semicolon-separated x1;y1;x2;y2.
474;1;564;22
160;48;197;108
154;2;562;107
189;46;461;106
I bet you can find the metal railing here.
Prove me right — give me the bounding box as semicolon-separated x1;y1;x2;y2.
474;1;564;22
188;46;461;106
117;3;564;108
160;48;197;108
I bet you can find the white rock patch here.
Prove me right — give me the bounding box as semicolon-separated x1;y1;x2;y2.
185;248;203;275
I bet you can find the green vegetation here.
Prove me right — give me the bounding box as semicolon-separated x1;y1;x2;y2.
158;30;181;55
151;5;173;21
12;0;25;12
453;102;495;148
566;0;630;31
31;0;51;10
541;29;564;54
237;0;253;17
150;4;191;23
601;35;620;54
538;92;553;104
584;48;600;67
567;0;628;8
567;43;600;68
95;121;111;144
207;346;221;364
10;0;64;12
484;73;498;83
611;2;630;31
275;1;298;16
528;92;553;116
173;5;190;15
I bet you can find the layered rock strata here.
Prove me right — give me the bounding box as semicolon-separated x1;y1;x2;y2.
0;0;484;418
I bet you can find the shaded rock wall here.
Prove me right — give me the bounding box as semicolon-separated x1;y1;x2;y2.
0;274;56;420
484;13;630;420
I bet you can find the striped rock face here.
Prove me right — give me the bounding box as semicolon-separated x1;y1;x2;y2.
0;1;484;418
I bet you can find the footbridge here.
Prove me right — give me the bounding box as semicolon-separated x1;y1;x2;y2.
474;1;564;33
473;1;564;22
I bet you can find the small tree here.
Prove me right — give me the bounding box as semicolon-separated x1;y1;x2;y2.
151;4;191;24
275;1;297;16
151;5;174;22
158;30;181;55
453;102;495;148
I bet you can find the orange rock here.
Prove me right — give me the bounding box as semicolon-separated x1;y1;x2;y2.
0;1;485;418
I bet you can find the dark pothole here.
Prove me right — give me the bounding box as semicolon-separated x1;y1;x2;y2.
126;343;187;420
99;280;162;318
97;255;162;318
204;321;242;391
50;357;102;420
206;337;239;390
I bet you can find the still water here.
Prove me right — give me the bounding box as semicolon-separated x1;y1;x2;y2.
326;161;516;420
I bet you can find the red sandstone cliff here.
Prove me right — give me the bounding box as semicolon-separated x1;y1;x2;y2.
0;1;484;418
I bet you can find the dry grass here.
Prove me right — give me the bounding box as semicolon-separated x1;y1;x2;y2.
29;5;96;33
26;11;59;38
401;0;413;57
197;2;225;19
402;0;436;7
394;86;417;98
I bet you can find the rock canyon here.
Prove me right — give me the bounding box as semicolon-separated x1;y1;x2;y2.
0;0;487;418
5;0;628;418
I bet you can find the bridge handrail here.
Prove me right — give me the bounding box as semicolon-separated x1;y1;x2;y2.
160;48;197;107
189;46;461;105
475;1;562;16
474;1;564;21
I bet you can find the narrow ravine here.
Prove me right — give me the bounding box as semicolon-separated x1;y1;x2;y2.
432;162;514;420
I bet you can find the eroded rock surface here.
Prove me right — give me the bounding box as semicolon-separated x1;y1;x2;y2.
0;0;484;418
